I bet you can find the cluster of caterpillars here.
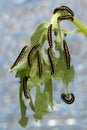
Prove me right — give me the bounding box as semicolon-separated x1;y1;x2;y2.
53;5;75;104
10;6;75;104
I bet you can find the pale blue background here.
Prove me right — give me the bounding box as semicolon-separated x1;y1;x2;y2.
0;0;87;130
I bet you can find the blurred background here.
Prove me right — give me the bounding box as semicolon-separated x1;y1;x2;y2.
0;0;87;130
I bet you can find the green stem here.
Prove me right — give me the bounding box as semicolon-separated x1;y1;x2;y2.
73;18;87;38
57;21;62;44
62;29;80;34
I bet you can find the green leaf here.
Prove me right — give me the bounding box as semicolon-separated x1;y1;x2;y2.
19;117;28;128
44;79;53;108
59;49;74;87
9;23;47;73
29;57;38;78
18;80;28;128
31;23;48;46
27;57;51;89
53;57;63;83
15;68;30;78
54;31;74;87
34;86;49;120
29;97;35;112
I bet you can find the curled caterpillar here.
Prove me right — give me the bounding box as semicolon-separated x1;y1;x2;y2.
58;15;74;21
63;40;71;69
47;24;53;48
53;6;74;17
10;45;28;69
23;76;30;99
27;44;39;67
60;6;74;17
37;51;42;77
61;93;75;104
53;7;61;14
47;48;54;75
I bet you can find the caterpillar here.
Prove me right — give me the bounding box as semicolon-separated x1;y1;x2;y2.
53;7;61;14
47;48;54;75
63;40;71;69
58;15;74;21
37;51;42;77
61;93;75;104
53;6;74;17
10;45;28;69
23;76;30;99
47;24;53;48
27;44;39;67
60;6;74;17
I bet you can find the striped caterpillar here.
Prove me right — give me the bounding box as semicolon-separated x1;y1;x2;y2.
27;44;39;67
58;15;74;21
53;7;62;14
10;45;28;69
60;6;74;16
47;48;54;75
53;5;74;17
23;76;30;99
47;24;53;48
63;40;71;69
36;51;42;77
61;93;75;104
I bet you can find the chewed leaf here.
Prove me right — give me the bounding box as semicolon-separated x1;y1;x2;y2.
29;97;35;112
59;49;74;86
34;86;49;120
19;81;28;127
19;117;28;128
29;58;38;78
27;58;51;89
44;79;53;108
62;65;74;86
15;68;30;78
31;23;48;45
53;58;63;83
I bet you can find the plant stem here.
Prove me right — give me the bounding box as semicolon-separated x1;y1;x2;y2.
73;18;87;38
62;29;80;34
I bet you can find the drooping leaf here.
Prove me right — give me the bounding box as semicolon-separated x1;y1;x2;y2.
59;49;74;87
34;86;49;120
29;96;35;112
31;23;48;45
54;30;74;87
18;79;28;128
44;79;53;108
15;68;30;78
19;117;28;128
27;57;51;89
61;51;74;86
